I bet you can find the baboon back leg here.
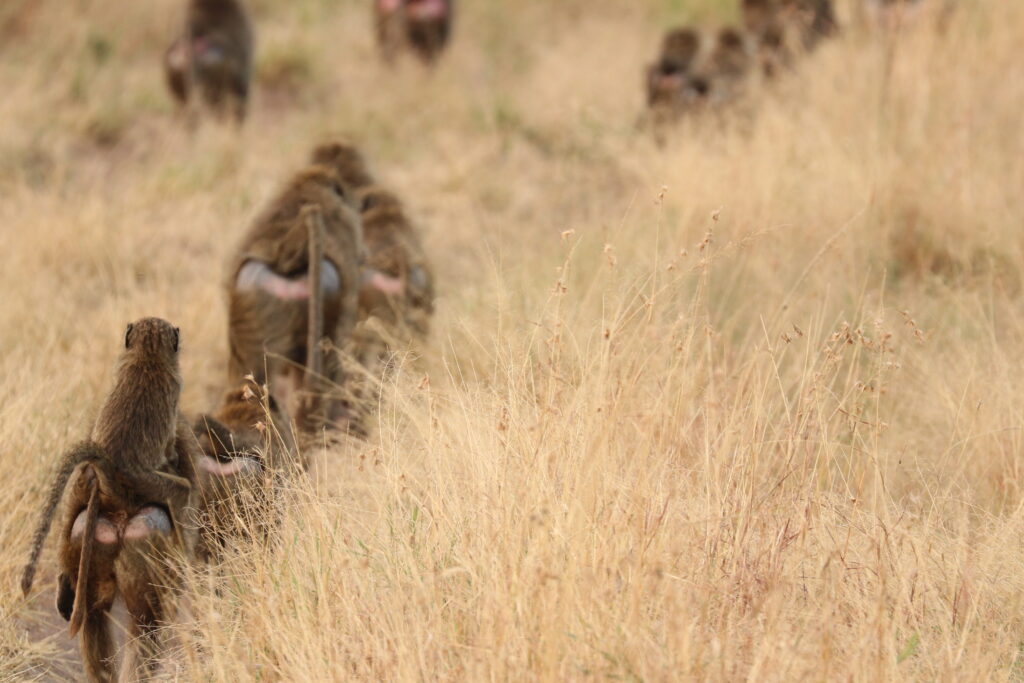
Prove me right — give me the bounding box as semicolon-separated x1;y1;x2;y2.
80;608;116;683
121;586;165;683
118;506;176;681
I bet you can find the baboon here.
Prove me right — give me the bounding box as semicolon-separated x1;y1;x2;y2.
227;165;364;430
741;0;837;59
190;381;297;559
164;0;254;123
21;318;199;682
375;0;454;65
646;27;757;119
356;185;435;341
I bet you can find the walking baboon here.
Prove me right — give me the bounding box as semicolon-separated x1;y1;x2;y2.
741;0;836;58
227;165;364;428
21;318;199;682
190;381;298;559
375;0;454;65
646;26;757;119
356;185;435;340
164;0;254;123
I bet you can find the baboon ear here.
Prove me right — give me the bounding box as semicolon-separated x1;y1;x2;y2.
56;574;75;621
173;327;180;353
124;323;134;349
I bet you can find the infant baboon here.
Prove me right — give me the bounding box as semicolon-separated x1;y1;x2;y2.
21;318;199;682
164;0;254;123
646;26;756;119
227;165;364;429
375;0;454;65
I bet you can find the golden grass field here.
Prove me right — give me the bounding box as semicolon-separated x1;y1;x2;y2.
2;0;1024;679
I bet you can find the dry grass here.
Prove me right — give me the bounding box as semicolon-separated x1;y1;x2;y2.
3;0;1024;680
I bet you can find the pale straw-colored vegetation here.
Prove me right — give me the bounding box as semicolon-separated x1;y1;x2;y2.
2;0;1023;680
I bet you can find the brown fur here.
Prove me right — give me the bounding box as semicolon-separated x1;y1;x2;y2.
165;0;254;123
21;318;199;682
374;0;454;65
357;185;435;339
227;165;364;429
191;381;296;560
742;0;837;62
311;141;376;192
646;26;757;119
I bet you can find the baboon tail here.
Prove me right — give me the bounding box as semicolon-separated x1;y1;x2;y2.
304;204;326;390
69;472;100;637
21;442;105;597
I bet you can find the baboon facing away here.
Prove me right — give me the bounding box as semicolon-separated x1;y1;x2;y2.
21;318;200;682
227;165;365;430
741;0;837;59
646;26;757;120
191;381;297;560
165;0;254;123
356;185;435;341
375;0;454;65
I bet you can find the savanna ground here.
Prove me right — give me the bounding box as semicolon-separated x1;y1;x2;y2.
1;0;1023;680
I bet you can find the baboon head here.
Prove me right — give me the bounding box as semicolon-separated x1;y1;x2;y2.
124;318;180;357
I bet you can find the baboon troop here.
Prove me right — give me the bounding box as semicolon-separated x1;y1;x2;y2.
374;0;455;64
21;138;437;678
164;0;254;123
16;0;963;679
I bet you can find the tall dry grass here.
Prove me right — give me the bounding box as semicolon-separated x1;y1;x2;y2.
2;0;1024;679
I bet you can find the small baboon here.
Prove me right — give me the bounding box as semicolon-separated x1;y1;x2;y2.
21;318;199;682
646;26;756;118
164;0;254;123
375;0;454;65
191;381;296;559
227;165;365;428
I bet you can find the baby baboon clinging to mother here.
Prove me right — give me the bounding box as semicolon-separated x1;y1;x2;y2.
21;318;199;682
164;0;254;123
645;26;757;123
227;165;364;431
375;0;454;65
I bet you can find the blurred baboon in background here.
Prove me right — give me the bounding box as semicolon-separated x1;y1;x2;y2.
355;185;435;344
227;166;365;431
741;0;837;63
375;0;454;65
164;0;254;123
645;26;756;121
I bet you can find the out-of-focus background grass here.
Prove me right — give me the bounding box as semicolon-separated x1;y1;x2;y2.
2;0;1024;679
